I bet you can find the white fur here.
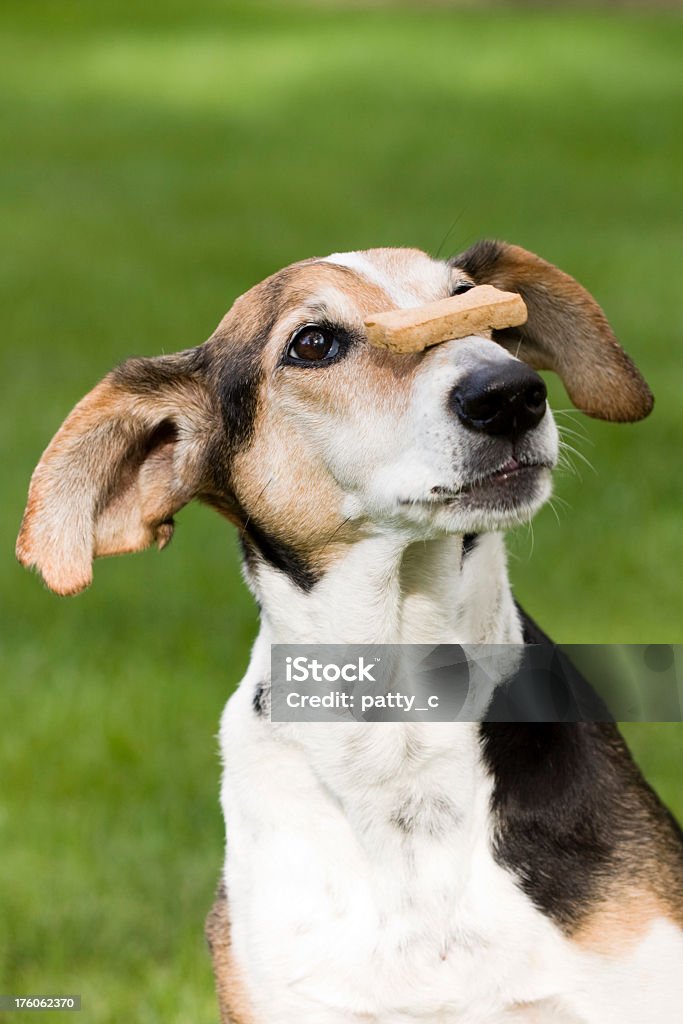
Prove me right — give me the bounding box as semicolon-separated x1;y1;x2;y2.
323;250;452;309
221;533;683;1022
218;251;683;1022
275;331;558;539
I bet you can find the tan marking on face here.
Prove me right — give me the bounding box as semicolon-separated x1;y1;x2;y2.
222;255;442;566
15;248;462;591
231;419;360;574
16;243;652;595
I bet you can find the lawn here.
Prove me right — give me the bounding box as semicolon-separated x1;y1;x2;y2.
1;2;682;1021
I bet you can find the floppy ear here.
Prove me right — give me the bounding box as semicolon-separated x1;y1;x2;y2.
451;241;653;422
16;348;217;596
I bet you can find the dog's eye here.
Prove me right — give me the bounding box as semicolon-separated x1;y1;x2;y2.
286;326;340;364
452;282;475;296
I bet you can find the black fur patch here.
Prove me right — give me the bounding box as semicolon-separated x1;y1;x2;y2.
212;325;270;460
216;354;262;456
480;719;620;929
449;242;523;351
485;606;612;724
242;518;320;592
252;682;265;715
223;484;319;592
480;603;683;933
204;274;292;482
461;533;479;560
204;272;326;592
251;680;272;717
450;240;504;281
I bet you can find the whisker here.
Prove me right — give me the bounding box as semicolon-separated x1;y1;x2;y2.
558;439;597;475
553;407;589;428
319;515;353;555
557;424;595;447
546;498;562;526
556;452;583;482
555;453;580;479
553;412;591;436
435;212;466;258
243;477;274;534
550;493;571;511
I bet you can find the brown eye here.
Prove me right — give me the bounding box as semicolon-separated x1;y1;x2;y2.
452;282;475;296
286;326;340;364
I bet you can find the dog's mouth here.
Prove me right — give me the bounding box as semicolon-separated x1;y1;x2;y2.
400;458;552;509
452;457;550;499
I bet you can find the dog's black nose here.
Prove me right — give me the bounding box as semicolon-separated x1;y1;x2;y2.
451;363;547;437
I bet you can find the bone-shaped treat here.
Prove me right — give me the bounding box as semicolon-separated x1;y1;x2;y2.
364;284;528;353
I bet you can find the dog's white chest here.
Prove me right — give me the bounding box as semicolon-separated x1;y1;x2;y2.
220;687;577;1023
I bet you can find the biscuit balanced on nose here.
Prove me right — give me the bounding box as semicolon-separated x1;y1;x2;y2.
364;285;528;354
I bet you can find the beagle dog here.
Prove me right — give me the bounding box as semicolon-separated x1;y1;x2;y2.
17;242;683;1023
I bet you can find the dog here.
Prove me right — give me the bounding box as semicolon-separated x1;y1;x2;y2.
17;242;683;1023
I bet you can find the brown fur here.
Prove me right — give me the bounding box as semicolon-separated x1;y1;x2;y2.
560;726;683;953
574;888;669;955
452;241;653;422
205;883;259;1024
208;260;423;575
14;246;672;1016
16;354;215;595
572;825;683;954
16;243;653;593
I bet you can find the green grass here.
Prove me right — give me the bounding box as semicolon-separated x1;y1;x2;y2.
1;2;682;1020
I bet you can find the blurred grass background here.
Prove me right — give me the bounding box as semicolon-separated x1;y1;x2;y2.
1;2;682;1020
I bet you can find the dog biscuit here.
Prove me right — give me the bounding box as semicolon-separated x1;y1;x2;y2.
365;284;528;353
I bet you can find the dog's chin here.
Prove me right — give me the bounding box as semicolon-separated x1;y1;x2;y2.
399;463;554;534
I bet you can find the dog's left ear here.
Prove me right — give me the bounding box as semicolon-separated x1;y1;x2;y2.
16;348;217;596
451;241;653;421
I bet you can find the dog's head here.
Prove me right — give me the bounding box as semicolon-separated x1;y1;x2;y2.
16;242;652;595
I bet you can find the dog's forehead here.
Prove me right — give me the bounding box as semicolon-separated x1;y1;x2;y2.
209;248;456;362
321;247;453;308
223;248;451;326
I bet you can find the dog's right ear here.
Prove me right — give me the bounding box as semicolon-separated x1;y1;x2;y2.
16;348;217;596
451;241;653;422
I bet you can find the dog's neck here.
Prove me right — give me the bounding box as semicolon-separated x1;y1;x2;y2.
246;530;522;650
232;530;523;867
